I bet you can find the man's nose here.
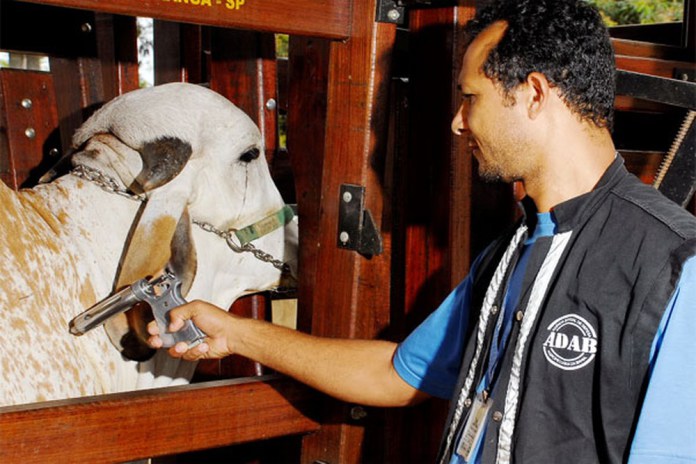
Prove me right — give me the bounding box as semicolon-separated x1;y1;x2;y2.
451;103;467;135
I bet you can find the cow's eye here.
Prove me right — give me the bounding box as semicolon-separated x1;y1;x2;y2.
240;147;261;163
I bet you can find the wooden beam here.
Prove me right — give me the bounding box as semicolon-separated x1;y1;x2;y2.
0;376;321;463
612;37;695;62
14;0;351;40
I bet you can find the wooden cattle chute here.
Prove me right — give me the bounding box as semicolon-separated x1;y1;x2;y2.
0;0;694;463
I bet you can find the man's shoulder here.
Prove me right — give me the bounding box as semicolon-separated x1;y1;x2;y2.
611;173;696;240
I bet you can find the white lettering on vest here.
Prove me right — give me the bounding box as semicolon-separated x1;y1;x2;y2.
542;314;599;370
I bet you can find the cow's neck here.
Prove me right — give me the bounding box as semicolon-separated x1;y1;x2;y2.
20;174;143;293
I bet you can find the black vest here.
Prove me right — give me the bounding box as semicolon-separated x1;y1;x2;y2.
438;158;696;464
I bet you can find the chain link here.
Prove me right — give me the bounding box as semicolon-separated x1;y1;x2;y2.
71;164;147;202
71;165;292;274
192;219;291;274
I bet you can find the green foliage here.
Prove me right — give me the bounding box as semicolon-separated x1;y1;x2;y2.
275;34;289;59
587;0;684;26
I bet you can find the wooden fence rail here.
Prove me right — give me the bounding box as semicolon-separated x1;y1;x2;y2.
0;375;321;463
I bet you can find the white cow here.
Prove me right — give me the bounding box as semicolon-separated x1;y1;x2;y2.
0;83;297;407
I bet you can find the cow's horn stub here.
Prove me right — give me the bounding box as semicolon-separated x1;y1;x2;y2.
132;137;192;193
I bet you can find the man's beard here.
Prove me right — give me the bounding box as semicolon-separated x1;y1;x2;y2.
476;159;506;183
474;152;521;184
478;168;503;183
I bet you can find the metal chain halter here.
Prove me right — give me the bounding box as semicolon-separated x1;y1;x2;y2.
71;164;146;202
70;164;292;274
192;219;291;274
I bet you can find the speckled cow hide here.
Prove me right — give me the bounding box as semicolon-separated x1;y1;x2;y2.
0;83;297;406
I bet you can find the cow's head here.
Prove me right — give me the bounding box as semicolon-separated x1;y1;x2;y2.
68;83;297;360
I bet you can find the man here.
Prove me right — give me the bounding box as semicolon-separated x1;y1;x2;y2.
149;0;696;462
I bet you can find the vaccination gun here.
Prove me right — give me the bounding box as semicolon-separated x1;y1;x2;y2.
69;267;206;348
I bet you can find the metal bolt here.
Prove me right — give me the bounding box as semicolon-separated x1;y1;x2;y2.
20;98;32;109
265;98;277;111
350;406;368;420
342;191;353;203
81;22;93;33
387;9;401;21
681;73;690;81
339;231;350;244
24;127;36;139
49;148;60;157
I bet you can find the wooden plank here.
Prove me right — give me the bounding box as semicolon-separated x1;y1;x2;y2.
0;376;321;463
15;0;351;40
284;0;396;460
615;54;696;79
0;69;60;188
153;21;207;85
612;38;694;62
112;15;140;93
286;35;331;334
383;5;486;464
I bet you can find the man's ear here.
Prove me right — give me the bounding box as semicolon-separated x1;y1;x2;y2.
525;72;552;119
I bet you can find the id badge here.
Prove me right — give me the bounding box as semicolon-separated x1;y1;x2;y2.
455;392;493;462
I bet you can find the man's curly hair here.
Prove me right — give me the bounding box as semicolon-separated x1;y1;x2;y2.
466;0;615;129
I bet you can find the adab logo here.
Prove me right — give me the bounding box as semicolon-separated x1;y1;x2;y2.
542;314;598;371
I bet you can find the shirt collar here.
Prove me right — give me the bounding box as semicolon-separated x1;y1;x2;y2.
520;155;629;233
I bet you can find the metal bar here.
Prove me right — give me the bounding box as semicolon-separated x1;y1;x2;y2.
616;69;696;110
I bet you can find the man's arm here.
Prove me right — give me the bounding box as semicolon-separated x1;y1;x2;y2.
148;300;430;407
628;256;696;463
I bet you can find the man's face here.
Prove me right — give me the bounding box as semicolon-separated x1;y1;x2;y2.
452;21;533;183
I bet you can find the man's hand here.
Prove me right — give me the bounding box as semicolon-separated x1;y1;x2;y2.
147;300;237;361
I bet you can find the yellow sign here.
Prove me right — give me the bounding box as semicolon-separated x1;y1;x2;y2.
160;0;247;11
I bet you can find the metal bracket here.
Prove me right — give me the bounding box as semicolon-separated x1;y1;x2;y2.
674;68;696;83
376;0;406;25
376;0;455;25
337;184;383;257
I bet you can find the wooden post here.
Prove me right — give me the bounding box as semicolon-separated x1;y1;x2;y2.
383;5;486;462
287;0;397;461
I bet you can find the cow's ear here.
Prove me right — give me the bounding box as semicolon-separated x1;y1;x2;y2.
104;142;199;357
169;209;197;296
113;136;195;285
